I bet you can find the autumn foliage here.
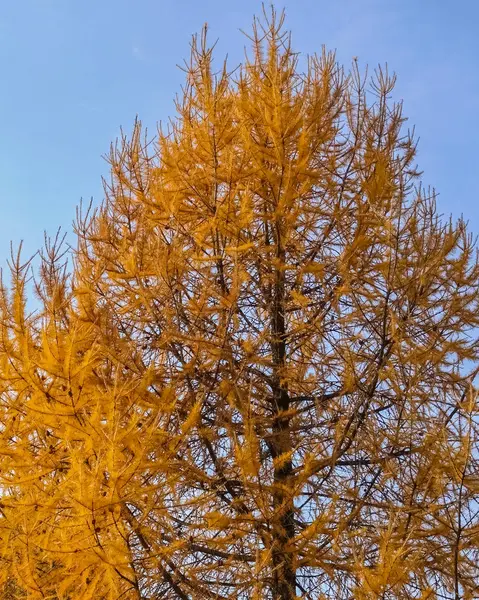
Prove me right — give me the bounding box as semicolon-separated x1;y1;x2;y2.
0;9;478;600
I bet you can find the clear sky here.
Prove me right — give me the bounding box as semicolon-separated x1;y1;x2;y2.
0;0;478;269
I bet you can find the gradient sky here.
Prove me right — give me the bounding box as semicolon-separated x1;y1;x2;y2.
0;0;478;271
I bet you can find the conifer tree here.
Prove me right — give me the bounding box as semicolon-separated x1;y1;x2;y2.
0;8;478;600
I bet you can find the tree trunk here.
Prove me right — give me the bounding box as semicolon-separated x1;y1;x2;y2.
270;221;296;600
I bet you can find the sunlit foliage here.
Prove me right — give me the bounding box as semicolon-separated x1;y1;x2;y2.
0;8;478;600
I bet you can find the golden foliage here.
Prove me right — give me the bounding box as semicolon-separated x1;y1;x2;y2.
0;7;478;600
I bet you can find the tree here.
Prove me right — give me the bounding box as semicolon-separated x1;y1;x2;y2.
0;8;478;600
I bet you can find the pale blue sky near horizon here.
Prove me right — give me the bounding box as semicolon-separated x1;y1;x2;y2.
0;0;478;272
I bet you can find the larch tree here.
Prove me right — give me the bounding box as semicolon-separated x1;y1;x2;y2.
0;8;479;600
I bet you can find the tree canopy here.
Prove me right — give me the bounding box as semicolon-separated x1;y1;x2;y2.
0;8;478;600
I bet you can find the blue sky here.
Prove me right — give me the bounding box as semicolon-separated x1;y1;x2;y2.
0;0;478;270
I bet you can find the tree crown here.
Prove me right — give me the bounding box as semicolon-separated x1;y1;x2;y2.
0;8;478;600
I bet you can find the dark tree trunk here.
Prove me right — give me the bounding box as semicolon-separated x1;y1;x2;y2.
270;221;296;600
